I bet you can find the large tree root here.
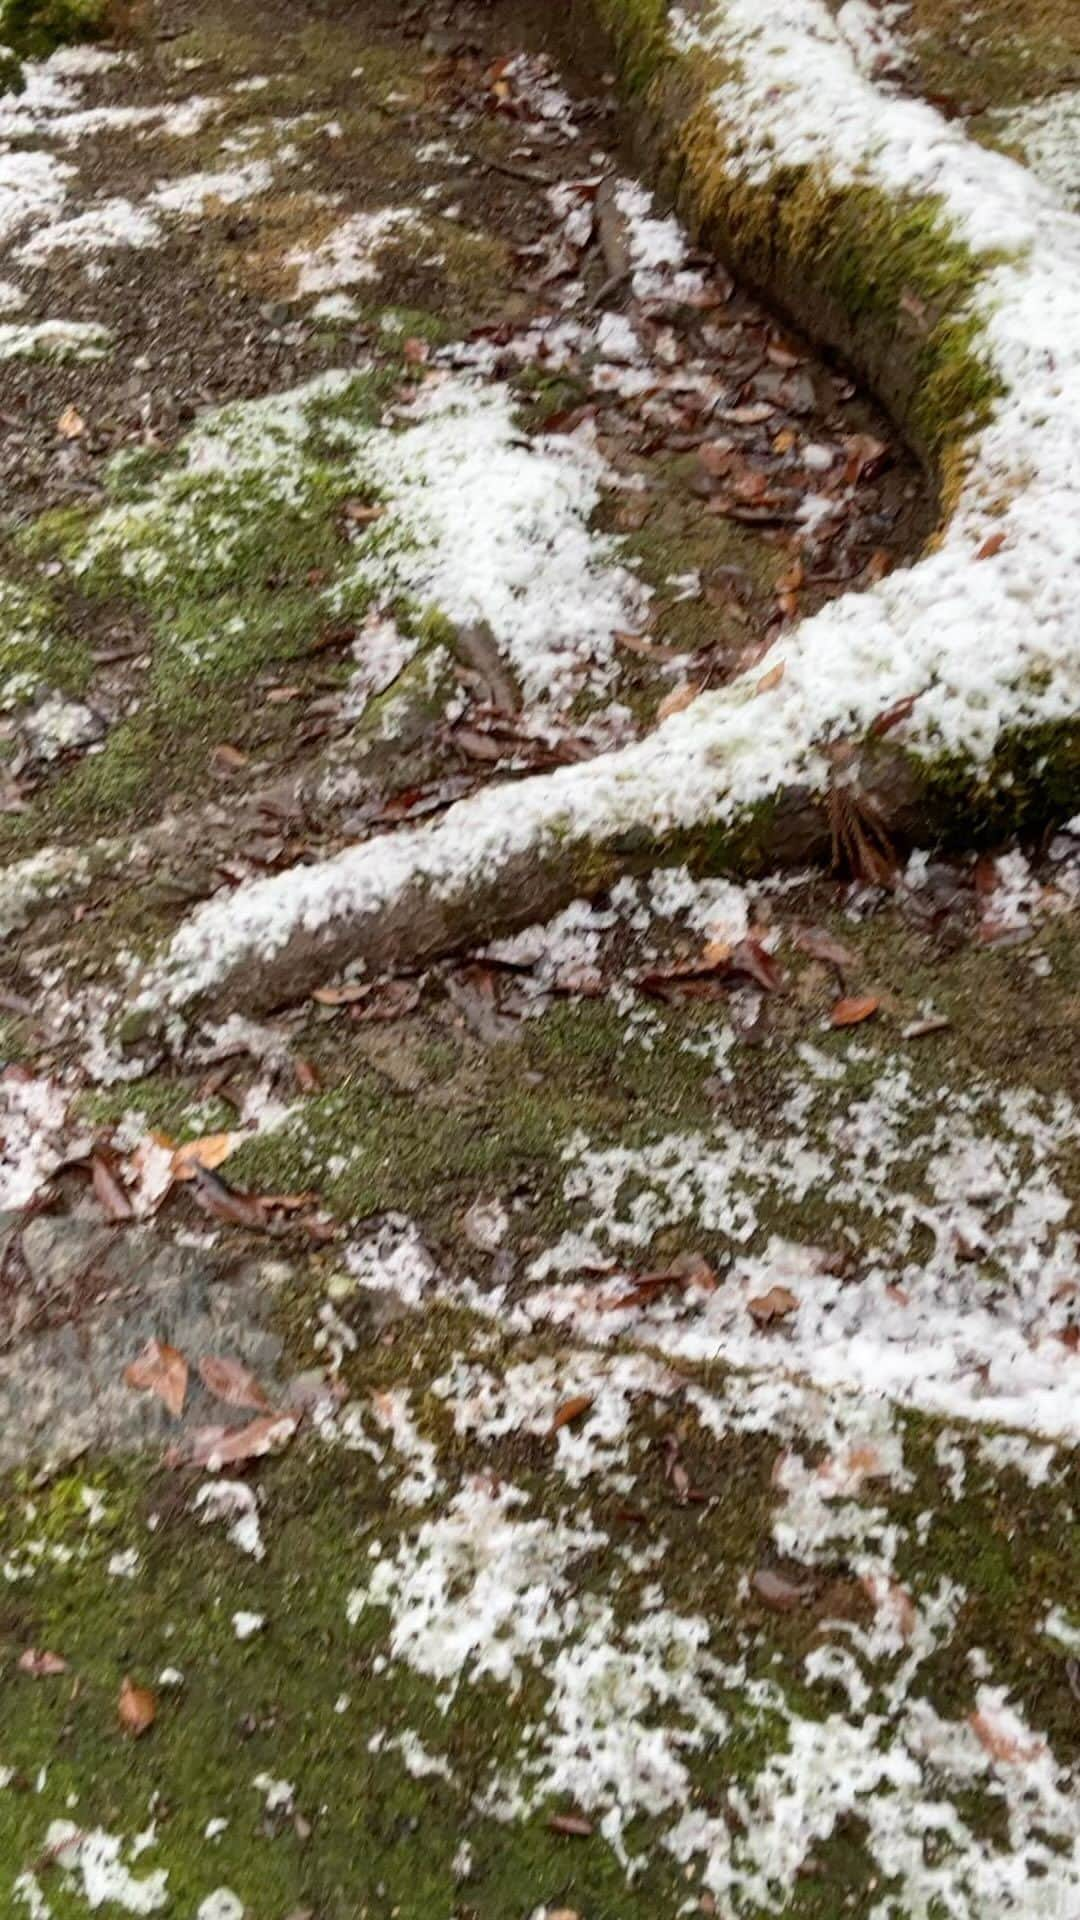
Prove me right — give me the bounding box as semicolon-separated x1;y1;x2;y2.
45;2;1080;1032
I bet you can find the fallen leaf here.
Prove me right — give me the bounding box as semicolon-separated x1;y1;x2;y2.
656;680;702;723
551;1395;594;1433
755;662;785;694
869;691;920;738
190;1164;271;1231
91;1153;134;1222
747;1286;798;1325
830;994;880;1027
752;1567;809;1613
861;1574;917;1640
171;1133;239;1181
123;1339;188;1419
342;499;384;525
193;1412;298;1469
18;1648;68;1677
548;1812;594;1837
118;1677;156;1738
730;935;783;992
976;530;1006;560
198;1355;272;1413
293;1055;320;1094
210;743;248;773
311;980;372;1006
902;1014;951;1040
970;1707;1045;1766
57;404;85;439
793;926;855;971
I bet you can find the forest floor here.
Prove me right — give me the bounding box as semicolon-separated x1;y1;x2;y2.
0;3;1077;1917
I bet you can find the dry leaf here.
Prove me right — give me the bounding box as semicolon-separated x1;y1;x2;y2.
861;1573;917;1641
192;1412;298;1469
123;1339;188;1419
976;530;1006;561
198;1354;272;1413
793;926;855;971
190;1164;270;1231
171;1133;239;1181
831;995;880;1027
57;404;85;439
548;1812;594;1837
118;1677;157;1738
970;1707;1045;1766
756;662;785;694
311;980;372;1006
551;1394;594;1433
747;1286;798;1325
91;1153;134;1222
18;1648;68;1677
730;936;783;993
752;1567;809;1613
656;681;702;724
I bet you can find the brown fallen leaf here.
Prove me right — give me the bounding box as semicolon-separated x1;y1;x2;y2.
293;1055;320;1094
747;1286;798;1325
730;935;783;993
861;1573;917;1641
123;1339;188;1419
976;530;1006;561
57;404;85;439
869;692;920;738
171;1133;239;1182
118;1677;157;1738
311;980;372;1006
18;1648;68;1677
91;1153;134;1223
656;680;702;724
210;743;248;774
970;1707;1046;1766
830;994;880;1027
191;1412;298;1469
190;1164;271;1231
756;661;785;694
902;1015;951;1040
551;1394;594;1434
792;926;855;971
548;1812;594;1837
752;1567;809;1613
198;1354;272;1413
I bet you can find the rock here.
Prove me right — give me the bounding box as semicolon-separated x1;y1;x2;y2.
0;1216;299;1471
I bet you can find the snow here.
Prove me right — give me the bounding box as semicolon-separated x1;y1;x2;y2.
18;197;161;265
0;319;110;360
525;1051;1080;1439
996;88;1080;212
151;159;274;215
40;1823;168;1913
127;0;1080;1019
288;208;422;293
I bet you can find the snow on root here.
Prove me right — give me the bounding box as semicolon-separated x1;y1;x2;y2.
127;1;1080;1020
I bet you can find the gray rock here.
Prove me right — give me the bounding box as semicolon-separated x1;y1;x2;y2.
0;1216;296;1471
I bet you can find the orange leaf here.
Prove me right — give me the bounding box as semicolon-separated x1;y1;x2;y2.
18;1648;68;1677
747;1286;798;1325
756;662;785;694
192;1413;298;1469
970;1708;1045;1766
171;1133;239;1181
830;995;880;1027
551;1395;594;1434
123;1339;188;1419
118;1677;157;1738
57;404;85;440
656;681;702;724
198;1355;272;1413
548;1812;594;1837
976;530;1006;561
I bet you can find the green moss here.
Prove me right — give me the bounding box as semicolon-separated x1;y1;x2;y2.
0;0;109;61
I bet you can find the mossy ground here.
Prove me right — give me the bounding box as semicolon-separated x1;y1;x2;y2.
906;0;1080;111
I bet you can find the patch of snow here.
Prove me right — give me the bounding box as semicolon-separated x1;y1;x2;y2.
288;208;422;293
41;1822;168;1913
